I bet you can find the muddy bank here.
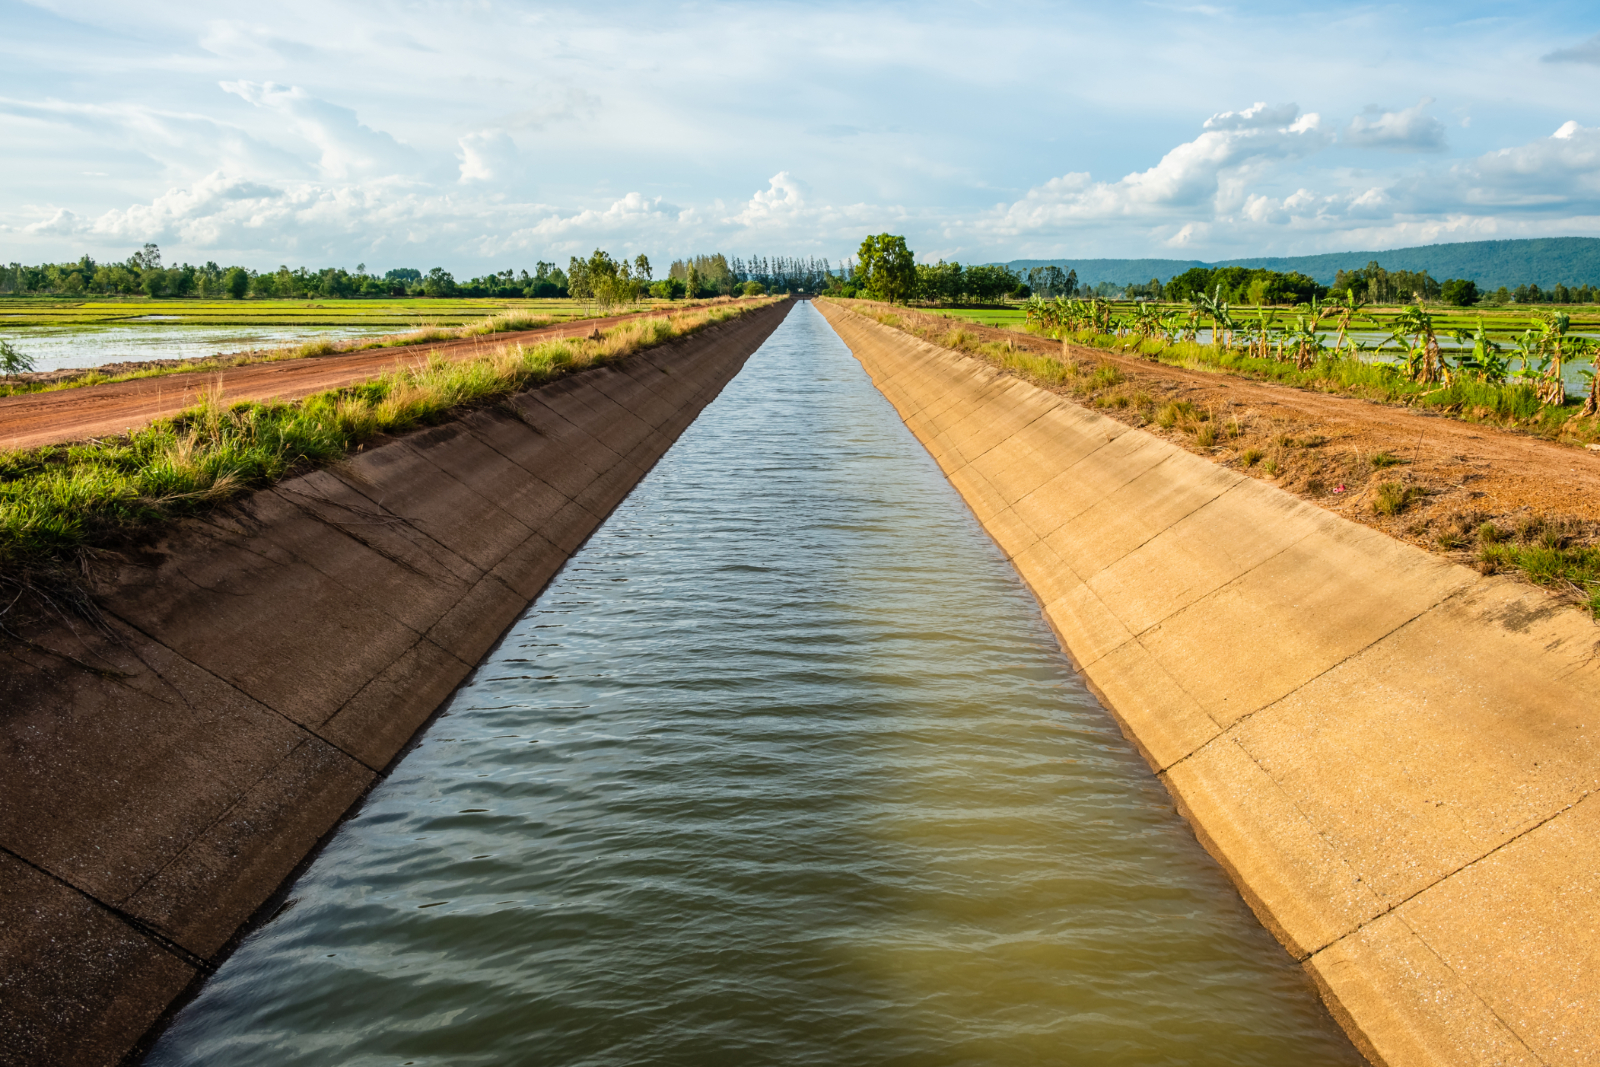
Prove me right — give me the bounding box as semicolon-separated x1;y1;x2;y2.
0;300;790;1067
816;299;1600;1067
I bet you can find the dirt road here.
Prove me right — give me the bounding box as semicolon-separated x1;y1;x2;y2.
865;303;1600;559
0;306;714;451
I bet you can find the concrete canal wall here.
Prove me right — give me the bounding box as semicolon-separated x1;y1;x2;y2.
0;301;791;1067
816;299;1600;1067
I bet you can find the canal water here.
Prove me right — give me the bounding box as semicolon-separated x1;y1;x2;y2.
146;302;1359;1066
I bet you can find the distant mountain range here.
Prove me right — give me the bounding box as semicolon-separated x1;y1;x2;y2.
1005;238;1600;289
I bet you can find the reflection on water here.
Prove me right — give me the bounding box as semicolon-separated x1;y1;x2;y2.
0;325;396;373
146;302;1360;1067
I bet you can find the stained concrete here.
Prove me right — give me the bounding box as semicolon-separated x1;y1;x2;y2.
0;300;790;1067
815;299;1600;1067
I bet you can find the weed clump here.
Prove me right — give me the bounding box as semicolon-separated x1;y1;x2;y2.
1373;482;1420;516
1240;448;1264;467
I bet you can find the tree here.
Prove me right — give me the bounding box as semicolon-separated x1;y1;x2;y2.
685;264;701;299
422;267;458;297
0;339;35;379
1442;278;1479;307
634;254;652;283
856;233;917;304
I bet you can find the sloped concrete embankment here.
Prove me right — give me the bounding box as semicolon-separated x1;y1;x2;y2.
815;300;1600;1067
0;300;791;1067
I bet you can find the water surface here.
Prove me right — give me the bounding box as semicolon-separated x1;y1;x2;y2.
0;325;396;373
148;302;1359;1066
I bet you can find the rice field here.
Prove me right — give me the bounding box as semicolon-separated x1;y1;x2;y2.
0;297;685;374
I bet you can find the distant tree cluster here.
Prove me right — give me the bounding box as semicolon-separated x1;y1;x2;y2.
1330;261;1440;305
1166;265;1325;305
1328;260;1600;307
818;236;1036;305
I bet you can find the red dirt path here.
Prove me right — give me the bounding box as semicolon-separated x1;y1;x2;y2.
0;306;715;451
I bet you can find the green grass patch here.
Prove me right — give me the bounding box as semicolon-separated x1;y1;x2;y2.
0;303;762;581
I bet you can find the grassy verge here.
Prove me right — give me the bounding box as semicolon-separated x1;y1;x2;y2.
829;298;1600;617
1471;515;1600;616
1051;328;1599;446
0;301;768;588
0;299;753;399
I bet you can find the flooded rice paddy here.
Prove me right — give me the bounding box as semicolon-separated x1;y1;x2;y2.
0;325;398;374
145;303;1359;1067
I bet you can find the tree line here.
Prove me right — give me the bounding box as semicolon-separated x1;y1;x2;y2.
0;245;819;302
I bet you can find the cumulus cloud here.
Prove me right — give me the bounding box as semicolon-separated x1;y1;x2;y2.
1542;33;1600;66
220;81;415;179
991;102;1330;232
1445;120;1600;209
457;130;520;183
726;172;807;226
1346;99;1447;152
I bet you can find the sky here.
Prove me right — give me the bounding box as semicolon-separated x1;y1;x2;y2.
3;0;1600;274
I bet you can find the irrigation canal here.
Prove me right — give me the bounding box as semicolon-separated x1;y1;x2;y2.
145;302;1360;1066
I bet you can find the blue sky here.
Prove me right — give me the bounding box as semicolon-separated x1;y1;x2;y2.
3;0;1600;273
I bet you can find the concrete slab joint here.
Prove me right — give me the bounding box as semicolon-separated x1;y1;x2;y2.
0;300;793;1067
813;298;1600;1067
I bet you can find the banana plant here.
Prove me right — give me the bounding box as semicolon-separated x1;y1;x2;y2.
1251;308;1280;360
1289;313;1326;369
1468;321;1509;383
1331;288;1369;353
1509;329;1550;386
1392;305;1443;383
1536;311;1572;406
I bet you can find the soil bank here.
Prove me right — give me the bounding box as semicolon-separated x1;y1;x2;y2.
0;300;791;1067
816;299;1600;1067
0;300;765;451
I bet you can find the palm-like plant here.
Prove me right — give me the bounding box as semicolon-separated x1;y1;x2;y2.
1391;305;1442;383
1510;329;1550;385
1331;288;1369;353
1536;311;1572;406
1468;322;1509;383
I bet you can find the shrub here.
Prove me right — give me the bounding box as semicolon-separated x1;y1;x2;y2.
1373;482;1420;516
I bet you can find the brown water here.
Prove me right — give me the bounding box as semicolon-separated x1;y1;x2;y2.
145;302;1360;1066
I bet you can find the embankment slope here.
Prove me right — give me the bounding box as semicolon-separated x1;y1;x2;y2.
816;299;1600;1067
0;300;791;1067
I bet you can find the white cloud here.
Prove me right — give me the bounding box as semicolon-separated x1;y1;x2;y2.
1542;33;1600;66
1346;99;1447;152
726;172;807;226
1442;120;1600;209
457;130;520;183
220;81;415;179
989;103;1330;232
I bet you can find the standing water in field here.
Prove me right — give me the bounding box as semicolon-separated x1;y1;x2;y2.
146;303;1359;1066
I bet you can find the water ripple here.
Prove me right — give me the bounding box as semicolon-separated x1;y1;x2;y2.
148;302;1359;1067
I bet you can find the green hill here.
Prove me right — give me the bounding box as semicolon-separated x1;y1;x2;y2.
1006;238;1600;289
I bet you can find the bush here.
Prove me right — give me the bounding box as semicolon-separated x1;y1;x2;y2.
741;280;766;297
1441;278;1479;307
1373;482;1420;516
